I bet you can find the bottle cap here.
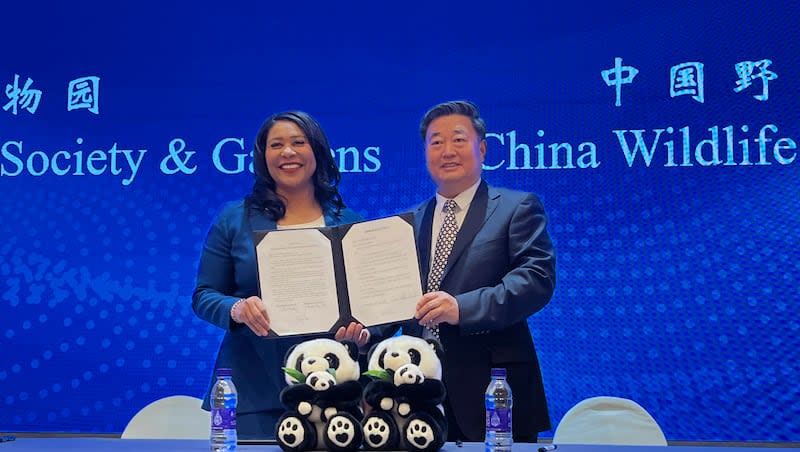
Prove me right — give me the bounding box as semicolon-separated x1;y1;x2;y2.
216;368;233;377
490;368;507;377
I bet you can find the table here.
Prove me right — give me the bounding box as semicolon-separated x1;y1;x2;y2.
2;439;799;452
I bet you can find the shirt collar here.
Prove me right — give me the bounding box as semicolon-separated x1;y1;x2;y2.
434;179;481;212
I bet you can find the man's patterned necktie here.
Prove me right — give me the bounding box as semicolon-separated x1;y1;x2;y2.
426;199;459;339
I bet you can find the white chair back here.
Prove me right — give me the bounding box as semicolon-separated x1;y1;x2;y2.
121;395;210;439
553;396;667;446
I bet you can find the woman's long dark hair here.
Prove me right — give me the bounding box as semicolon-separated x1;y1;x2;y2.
244;111;345;220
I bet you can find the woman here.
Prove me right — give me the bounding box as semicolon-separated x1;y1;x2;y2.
192;111;369;439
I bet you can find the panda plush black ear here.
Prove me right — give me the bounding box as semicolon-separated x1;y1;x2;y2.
425;338;444;360
340;340;359;362
366;341;381;363
284;343;298;364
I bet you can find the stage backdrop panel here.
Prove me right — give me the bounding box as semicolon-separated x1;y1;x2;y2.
1;0;798;441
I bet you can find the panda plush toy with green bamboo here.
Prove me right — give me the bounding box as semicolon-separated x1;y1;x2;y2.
275;338;364;452
361;335;447;452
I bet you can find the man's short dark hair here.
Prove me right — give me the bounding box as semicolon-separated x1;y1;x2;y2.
419;100;487;142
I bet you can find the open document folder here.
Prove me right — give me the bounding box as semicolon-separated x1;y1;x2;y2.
253;213;421;336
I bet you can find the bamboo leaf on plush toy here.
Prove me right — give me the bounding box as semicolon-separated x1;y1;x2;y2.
362;369;392;381
282;366;307;384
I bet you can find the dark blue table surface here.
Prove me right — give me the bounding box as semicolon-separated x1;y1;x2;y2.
2;439;799;452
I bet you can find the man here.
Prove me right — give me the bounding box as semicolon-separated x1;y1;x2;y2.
407;100;556;442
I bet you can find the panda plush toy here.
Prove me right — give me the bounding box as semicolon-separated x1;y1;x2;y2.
361;335;447;452
275;338;364;452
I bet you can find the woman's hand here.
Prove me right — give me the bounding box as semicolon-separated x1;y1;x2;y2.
232;296;271;336
335;321;370;347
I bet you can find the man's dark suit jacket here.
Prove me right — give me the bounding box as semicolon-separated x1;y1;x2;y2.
403;180;556;442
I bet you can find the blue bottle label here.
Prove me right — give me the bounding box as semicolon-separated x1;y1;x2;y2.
211;407;237;430
486;407;511;432
212;394;237;430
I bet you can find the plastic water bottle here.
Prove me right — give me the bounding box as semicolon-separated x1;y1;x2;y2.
485;367;513;452
210;368;238;452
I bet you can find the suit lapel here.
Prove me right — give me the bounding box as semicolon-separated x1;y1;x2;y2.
415;199;436;290
440;180;500;283
407;202;435;339
246;206;277;233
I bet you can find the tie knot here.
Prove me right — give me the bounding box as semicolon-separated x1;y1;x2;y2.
443;199;458;213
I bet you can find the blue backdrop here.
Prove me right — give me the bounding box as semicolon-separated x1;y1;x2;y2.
1;0;798;441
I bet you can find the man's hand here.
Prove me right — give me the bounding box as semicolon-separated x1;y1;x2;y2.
415;291;460;327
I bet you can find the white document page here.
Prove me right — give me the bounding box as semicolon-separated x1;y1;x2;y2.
342;216;422;326
256;228;339;335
